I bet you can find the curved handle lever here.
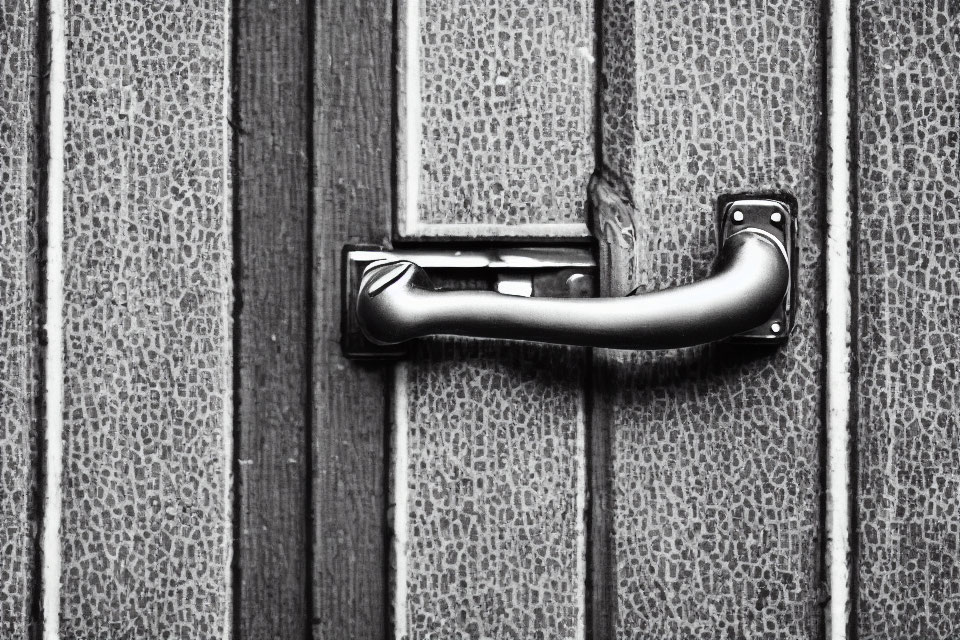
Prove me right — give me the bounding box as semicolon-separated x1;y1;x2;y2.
356;229;791;350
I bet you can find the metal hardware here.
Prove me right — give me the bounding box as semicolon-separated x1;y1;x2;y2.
342;246;596;358
344;197;797;358
716;196;797;343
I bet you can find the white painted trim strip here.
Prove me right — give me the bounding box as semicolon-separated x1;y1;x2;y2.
403;222;592;238
403;0;421;238
221;0;234;637
826;0;853;638
391;364;410;640
41;1;66;637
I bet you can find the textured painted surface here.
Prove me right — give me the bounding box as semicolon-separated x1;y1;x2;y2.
0;1;41;637
235;0;310;636
58;3;231;636
397;339;585;640
594;2;826;637
853;3;960;638
312;1;393;638
396;0;594;236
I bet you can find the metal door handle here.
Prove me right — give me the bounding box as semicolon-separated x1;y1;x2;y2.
347;198;797;354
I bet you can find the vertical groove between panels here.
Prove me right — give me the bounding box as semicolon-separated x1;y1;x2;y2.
31;0;51;635
826;0;854;638
387;3;401;638
575;372;588;640
228;0;242;635
304;2;317;639
586;0;603;635
222;2;236;639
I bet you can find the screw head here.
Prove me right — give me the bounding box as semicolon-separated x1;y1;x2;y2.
732;210;744;223
770;322;782;334
564;272;592;298
770;211;783;224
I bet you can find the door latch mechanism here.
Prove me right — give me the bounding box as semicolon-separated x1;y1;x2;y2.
342;197;797;359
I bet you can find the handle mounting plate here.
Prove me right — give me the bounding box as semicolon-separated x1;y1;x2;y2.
341;245;597;359
719;196;797;344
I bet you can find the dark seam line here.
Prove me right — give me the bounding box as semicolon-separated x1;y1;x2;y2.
229;0;244;635
386;0;403;638
846;1;863;638
815;0;831;637
304;0;318;636
33;1;53;638
583;348;598;640
383;364;395;640
587;0;611;637
593;0;604;174
390;0;402;245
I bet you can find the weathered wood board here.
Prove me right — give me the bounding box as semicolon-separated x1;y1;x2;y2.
593;2;826;637
392;1;593;637
234;0;311;637
57;3;232;636
311;1;394;639
0;1;41;637
853;2;960;637
395;0;594;239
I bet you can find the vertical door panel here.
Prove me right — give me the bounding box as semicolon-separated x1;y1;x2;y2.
853;3;960;637
396;0;594;238
0;1;41;636
58;3;231;636
312;1;394;639
393;1;593;637
395;341;586;639
593;2;826;637
234;0;310;637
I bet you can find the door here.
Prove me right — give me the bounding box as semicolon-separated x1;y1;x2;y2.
0;1;957;639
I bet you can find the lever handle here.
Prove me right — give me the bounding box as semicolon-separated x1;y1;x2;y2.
356;230;791;350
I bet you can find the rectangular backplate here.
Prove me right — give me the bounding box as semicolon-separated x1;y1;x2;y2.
341;245;597;359
718;194;798;344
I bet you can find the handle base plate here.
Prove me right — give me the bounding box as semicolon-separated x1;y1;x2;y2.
341;245;596;359
719;195;797;344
